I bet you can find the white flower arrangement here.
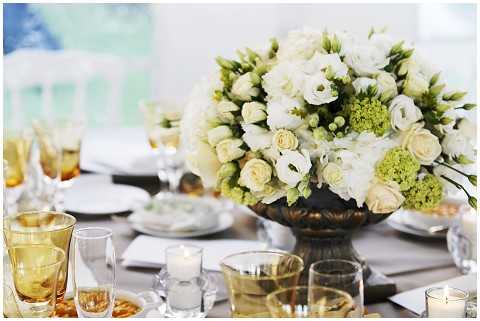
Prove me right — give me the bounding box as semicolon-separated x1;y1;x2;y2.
181;27;477;213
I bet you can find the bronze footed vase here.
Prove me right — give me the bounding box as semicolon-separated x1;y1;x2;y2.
250;186;397;303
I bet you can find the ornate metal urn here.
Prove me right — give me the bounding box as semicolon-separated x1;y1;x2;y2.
250;186;396;302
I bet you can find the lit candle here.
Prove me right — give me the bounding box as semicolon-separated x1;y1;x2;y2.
166;245;202;281
425;286;468;318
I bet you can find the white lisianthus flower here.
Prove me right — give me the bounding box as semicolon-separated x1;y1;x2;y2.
403;72;429;98
441;130;470;158
369;33;395;56
389;95;423;131
266;96;304;130
272;129;299;151
457;118;477;144
241;124;273;151
241;102;267;124
207;125;233;147
277;27;324;61
185;142;222;188
376;71;398;99
238;159;272;192
322;163;344;188
263;61;304;99
231;73;259;101
304;52;348;79
366;180;404;214
303;73;338;105
216;138;245;163
352;77;377;94
401;122;442;165
344;42;389;76
275;150;312;187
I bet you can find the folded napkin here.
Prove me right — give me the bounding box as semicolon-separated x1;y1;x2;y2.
388;274;477;315
121;235;267;271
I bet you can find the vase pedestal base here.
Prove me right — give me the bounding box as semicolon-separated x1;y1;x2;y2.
364;267;396;303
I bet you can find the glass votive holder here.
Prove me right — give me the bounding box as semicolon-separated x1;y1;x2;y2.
447;205;477;274
425;286;468;318
165;244;203;281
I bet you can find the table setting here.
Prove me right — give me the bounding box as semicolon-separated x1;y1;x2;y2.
3;23;478;319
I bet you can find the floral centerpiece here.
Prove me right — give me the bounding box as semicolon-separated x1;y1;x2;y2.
181;27;476;291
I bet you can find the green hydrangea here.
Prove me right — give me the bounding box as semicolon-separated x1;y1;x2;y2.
404;175;444;210
376;147;420;191
216;162;238;187
347;97;390;136
219;178;258;206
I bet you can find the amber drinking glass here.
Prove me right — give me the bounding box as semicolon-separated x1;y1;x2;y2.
220;251;304;317
7;245;65;317
3;211;76;302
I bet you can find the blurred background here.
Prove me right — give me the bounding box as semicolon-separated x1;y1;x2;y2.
3;3;477;128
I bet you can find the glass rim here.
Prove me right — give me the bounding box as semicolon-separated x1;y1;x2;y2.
73;227;113;240
267;284;354;300
165;244;203;255
425;286;469;302
3;211;77;234
7;245;66;270
220;250;304;278
309;259;362;278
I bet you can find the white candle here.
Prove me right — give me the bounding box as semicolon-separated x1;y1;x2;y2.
425;286;467;318
167;282;202;310
461;209;477;260
166;245;202;281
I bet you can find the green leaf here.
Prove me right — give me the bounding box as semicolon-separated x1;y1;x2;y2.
287;188;300;206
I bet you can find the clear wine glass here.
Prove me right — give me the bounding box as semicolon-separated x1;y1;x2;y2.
72;227;116;318
139;100;184;198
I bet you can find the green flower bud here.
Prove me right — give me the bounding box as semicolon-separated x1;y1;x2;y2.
322;33;331;52
435;103;451;113
250;72;261;86
270;38;279;52
468;175;477;186
390;41;404;55
335;132;344;138
402;48;414;59
440;117;454;125
460;103;476;110
429;72;441;87
216;57;234;70
334;116;345;127
429;84;445;96
328;123;338;132
308;114;320;128
213;90;223;102
469;196;477;209
443;91;467;101
287;188;300;206
456;154;474;165
313;127;328;141
331;34;342;53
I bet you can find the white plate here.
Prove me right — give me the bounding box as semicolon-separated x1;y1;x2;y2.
387;211;447;239
130;212;234;238
65;179;150;215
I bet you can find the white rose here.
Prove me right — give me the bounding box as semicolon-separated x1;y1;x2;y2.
322;163;345;188
262;61;304;99
266;96;304;130
344;43;389;76
389;95;423;131
403;72;429;98
458;118;477;144
216;138;245;163
241;102;267;124
366;181;405;214
442;130;469;158
303;73;338;105
272;129;298;151
401;123;442;165
352;77;377;94
207;125;233;146
185;141;222;188
275;149;312;187
231;73;259;101
238;159;272;192
277;27;323;61
376;71;398;99
304;52;348;79
242;124;272;151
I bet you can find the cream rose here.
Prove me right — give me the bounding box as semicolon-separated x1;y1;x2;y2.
215;138;245;163
402;123;442;165
207;126;233;147
238;159;272;192
242;102;267;124
403;72;429;98
366;181;405;214
275;149;312;187
272;129;298;151
303;73;338;105
231;73;259;101
376;71;398;99
389;95;423;131
322;163;344;188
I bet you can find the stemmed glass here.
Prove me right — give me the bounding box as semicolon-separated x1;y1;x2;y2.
309;259;364;317
139;100;184;198
72;227;116;318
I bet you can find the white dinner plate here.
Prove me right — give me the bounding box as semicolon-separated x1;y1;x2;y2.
387;211;447;239
130;212;234;238
65;178;150;215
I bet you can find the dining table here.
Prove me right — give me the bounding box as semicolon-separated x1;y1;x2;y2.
73;127;462;318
